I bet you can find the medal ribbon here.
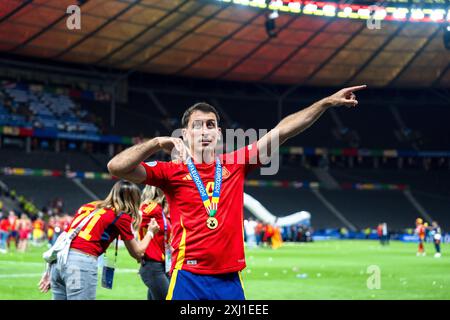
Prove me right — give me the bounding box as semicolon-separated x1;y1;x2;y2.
186;157;222;217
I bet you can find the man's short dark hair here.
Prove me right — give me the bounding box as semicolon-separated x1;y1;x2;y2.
181;102;220;128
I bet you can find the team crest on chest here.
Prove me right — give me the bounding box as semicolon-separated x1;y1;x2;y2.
222;166;231;179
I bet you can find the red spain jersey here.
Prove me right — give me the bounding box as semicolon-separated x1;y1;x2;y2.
0;219;10;232
139;202;171;262
416;225;425;239
141;142;261;275
68;202;135;257
8;217;18;231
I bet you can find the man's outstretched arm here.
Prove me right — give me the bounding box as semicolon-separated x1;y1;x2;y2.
107;137;189;183
257;85;367;161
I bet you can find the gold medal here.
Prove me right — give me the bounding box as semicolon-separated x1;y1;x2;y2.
206;217;218;230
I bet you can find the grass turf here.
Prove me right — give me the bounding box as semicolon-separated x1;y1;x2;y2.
0;240;449;300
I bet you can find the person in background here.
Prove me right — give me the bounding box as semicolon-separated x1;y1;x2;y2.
0;212;9;253
305;226;313;243
282;226;290;242
138;185;172;300
271;226;283;249
428;221;442;258
291;224;298;242
339;227;348;239
263;224;274;248
244;217;257;249
415;218;426;256
17;213;32;252
32;213;45;246
424;222;430;242
377;223;384;245
255;220;263;247
382;222;389;245
7;210;19;251
364;227;371;239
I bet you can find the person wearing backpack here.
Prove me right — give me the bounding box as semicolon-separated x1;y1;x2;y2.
38;180;159;300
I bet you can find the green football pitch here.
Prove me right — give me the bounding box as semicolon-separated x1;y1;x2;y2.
1;240;449;300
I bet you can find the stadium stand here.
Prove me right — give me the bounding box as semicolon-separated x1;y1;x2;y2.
0;194;20;214
81;179;116;200
0;149;107;172
321;190;418;232
398;105;450;150
410;191;450;229
247;165;318;182
0;175;88;215
0;81;100;134
328;167;450;196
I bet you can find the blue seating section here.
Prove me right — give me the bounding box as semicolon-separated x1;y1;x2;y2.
0;83;99;134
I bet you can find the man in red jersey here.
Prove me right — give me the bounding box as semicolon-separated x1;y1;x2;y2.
108;85;366;300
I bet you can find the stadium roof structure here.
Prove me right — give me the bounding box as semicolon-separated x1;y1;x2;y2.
0;0;449;88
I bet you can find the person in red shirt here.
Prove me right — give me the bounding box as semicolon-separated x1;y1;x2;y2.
18;213;32;252
32;215;45;245
255;221;263;247
138;185;172;300
263;224;274;247
415;218;426;256
377;223;383;245
107;85;366;300
38;180;160;300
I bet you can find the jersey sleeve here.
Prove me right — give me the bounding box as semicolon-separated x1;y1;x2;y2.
115;214;135;241
140;161;169;188
223;141;261;175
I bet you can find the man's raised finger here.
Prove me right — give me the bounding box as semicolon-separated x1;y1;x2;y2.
342;85;367;93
